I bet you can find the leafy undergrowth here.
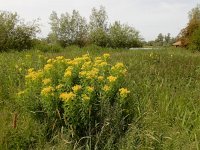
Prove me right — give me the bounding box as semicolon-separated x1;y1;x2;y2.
1;47;200;149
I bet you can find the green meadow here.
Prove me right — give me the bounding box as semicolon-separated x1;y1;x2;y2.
1;46;200;149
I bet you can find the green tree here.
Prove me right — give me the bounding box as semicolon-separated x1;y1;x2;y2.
70;10;88;46
178;4;200;46
108;21;141;48
155;33;164;46
89;6;109;47
49;10;88;47
189;4;200;21
0;11;39;51
48;11;60;44
189;27;200;51
164;33;171;45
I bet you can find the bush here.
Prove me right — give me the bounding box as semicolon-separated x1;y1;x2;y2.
18;54;131;148
189;27;200;51
0;11;39;51
108;21;142;48
34;41;63;53
89;28;109;47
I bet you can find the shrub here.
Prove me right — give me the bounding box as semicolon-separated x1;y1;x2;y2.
48;10;88;47
189;27;200;51
34;41;63;53
108;21;142;48
18;54;131;148
0;11;39;51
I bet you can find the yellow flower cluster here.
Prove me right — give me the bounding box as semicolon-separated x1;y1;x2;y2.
47;59;53;64
79;68;99;79
64;66;73;78
98;76;104;81
56;56;64;60
56;84;64;89
72;85;82;93
64;70;72;78
24;53;130;107
103;85;110;92
44;64;53;71
82;94;90;102
107;76;117;83
111;63;127;75
87;86;94;93
81;61;92;70
85;68;99;79
103;53;110;59
25;70;42;81
59;92;76;102
28;68;34;73
42;78;51;85
41;86;54;96
119;88;130;97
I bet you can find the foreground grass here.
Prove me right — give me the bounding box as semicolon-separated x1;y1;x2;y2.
1;46;200;149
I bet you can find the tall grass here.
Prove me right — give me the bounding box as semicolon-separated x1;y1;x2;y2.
1;47;200;149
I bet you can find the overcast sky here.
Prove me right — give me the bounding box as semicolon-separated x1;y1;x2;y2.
0;0;198;41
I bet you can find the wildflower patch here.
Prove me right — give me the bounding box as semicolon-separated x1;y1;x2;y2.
18;53;131;144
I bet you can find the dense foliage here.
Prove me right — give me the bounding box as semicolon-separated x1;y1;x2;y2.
146;33;176;47
0;11;39;51
18;53;131;148
189;27;200;51
48;6;142;48
178;4;200;49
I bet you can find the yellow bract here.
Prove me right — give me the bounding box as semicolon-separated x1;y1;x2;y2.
59;92;76;101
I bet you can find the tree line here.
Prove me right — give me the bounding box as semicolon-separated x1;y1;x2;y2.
146;33;176;47
0;6;142;52
46;6;142;48
0;4;199;52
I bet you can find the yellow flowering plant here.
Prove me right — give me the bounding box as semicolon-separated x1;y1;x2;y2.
19;53;131;144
